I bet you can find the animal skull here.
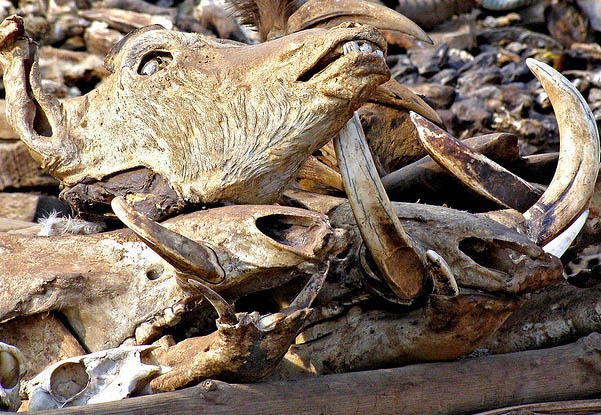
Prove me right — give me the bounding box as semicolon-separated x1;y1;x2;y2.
0;205;343;351
26;346;166;411
0;342;26;412
0;15;397;219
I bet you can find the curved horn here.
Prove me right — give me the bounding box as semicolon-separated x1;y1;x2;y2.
334;112;425;300
410;111;543;211
257;262;329;330
288;0;433;44
186;279;237;325
372;80;443;126
111;197;226;285
522;59;600;246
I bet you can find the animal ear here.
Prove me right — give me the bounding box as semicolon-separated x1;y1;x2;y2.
104;24;165;73
226;0;296;41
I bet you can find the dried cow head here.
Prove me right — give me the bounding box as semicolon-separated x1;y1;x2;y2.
0;16;398;218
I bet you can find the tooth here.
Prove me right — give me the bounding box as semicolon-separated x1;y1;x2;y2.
375;50;384;58
111;196;225;285
334;112;425;300
359;43;372;53
343;41;360;55
521;59;600;245
425;250;459;297
543;209;589;258
343;42;351;55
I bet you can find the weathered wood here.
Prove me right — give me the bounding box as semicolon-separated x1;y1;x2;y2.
474;399;601;415
10;333;601;415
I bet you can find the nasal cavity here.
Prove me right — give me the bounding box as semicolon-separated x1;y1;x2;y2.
255;214;317;246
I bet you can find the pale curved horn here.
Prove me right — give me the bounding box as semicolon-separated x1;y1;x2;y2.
522;59;600;246
288;0;433;44
111;196;226;285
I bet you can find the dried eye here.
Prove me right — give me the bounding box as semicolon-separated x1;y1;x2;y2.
137;51;173;76
140;59;159;76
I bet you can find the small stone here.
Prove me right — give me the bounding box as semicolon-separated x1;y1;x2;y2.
411;83;456;109
408;43;449;76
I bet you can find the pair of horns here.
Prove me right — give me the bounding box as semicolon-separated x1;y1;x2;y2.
334;59;599;300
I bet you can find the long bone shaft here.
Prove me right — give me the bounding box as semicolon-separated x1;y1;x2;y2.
334;112;425;300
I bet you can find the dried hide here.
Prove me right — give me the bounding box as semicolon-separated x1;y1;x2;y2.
0;16;390;219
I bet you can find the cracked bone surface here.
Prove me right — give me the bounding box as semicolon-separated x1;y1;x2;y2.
0;342;26;412
0;15;389;219
26;346;166;411
0;204;343;351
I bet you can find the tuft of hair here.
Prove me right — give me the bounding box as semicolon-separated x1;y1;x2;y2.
37;210;106;236
226;0;297;41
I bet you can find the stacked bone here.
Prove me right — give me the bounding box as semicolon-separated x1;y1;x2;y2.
0;0;601;414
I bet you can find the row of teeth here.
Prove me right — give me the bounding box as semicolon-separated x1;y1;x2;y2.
342;41;384;58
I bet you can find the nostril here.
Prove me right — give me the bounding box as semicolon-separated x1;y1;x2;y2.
255;214;316;246
146;264;164;280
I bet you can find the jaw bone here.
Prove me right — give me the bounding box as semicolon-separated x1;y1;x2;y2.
148;263;329;392
411;59;599;258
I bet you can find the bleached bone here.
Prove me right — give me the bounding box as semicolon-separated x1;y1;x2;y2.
26;346;166;411
0;205;344;351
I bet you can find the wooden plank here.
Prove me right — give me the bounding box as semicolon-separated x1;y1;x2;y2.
14;332;601;415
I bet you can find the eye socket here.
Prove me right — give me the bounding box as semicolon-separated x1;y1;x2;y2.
138;51;173;76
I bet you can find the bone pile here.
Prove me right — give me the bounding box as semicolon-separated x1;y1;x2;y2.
1;0;601;414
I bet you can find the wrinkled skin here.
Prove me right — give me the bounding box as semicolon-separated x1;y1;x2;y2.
0;17;389;215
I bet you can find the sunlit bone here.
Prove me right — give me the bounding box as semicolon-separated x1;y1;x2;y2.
0;16;391;217
0;342;26;412
26;346;166;411
0;205;343;351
